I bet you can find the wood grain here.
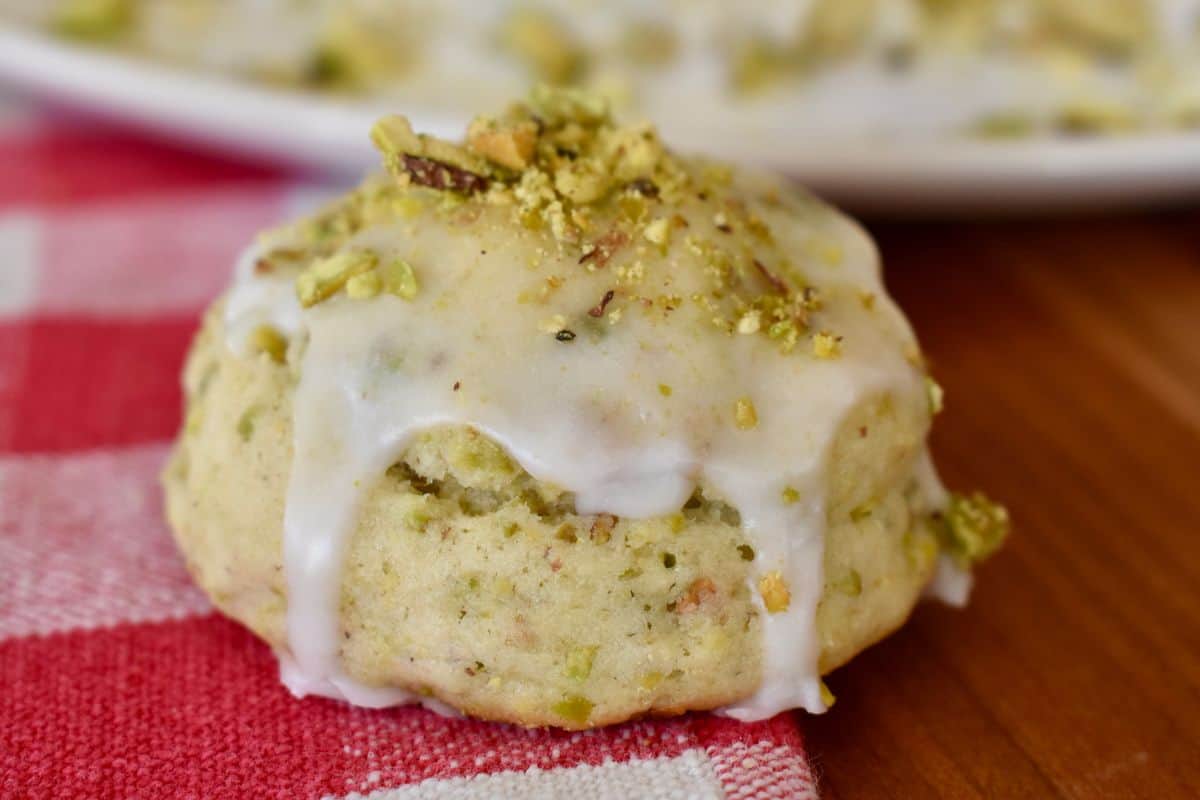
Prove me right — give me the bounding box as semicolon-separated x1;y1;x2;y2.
804;212;1200;799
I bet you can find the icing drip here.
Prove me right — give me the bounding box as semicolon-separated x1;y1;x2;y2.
224;176;932;719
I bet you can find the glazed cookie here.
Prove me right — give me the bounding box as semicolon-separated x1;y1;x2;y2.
163;88;1006;728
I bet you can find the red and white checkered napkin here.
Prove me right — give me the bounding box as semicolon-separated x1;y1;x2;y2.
0;101;818;799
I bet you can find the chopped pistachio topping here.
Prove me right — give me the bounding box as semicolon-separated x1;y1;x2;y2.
345;271;382;300
781;487;801;505
248;324;288;364
267;88;850;356
734;397;759;430
377;257;420;299
500;9;586;84
551;694;594;724
296;250;378;307
658;383;673;397
737;310;762;335
812;331;842;359
759;571;790;613
731;37;798;94
972;111;1036;140
53;0;132;40
737;544;756;561
926;377;945;415
938;492;1010;568
1056;100;1136;136
643;217;671;247
306;14;408;92
371;115;489;194
366;87;689;252
467;116;539;171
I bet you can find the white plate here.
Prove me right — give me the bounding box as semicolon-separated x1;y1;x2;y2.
3;25;1200;214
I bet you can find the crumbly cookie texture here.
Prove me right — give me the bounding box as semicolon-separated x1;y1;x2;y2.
163;90;1007;728
166;307;960;728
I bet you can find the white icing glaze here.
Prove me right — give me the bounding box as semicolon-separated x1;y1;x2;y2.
926;555;974;608
225;173;936;720
223;243;303;354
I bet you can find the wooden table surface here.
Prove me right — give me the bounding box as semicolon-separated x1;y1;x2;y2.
803;212;1200;799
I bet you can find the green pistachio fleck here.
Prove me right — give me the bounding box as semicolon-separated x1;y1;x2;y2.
529;84;610;127
551;694;594;724
345;270;382;299
781;487;800;505
618;194;648;224
835;569;863;597
812;331;842;359
639;671;664;690
731;37;796;94
394;194;428;219
927;377;945;416
938;492;1010;568
658;383;673;397
759;571;790;613
296;250;378;307
565;645;598;681
370;115;421;161
972;112;1036;140
661;552;677;569
236;406;259;442
377;257;420;299
1056;101;1136;136
53;0;132;41
468;116;539;170
404;508;431;531
850;503;874;522
643;217;671;248
737;544;756;561
734;397;759;430
248;325;287;364
904;528;940;573
184;405;204;436
501;10;587;84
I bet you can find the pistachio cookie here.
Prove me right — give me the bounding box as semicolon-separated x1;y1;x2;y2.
163;88;1007;729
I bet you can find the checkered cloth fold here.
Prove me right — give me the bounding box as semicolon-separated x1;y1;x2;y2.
0;101;818;799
